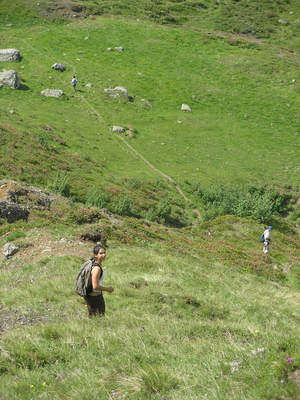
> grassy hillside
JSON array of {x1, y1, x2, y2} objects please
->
[
  {"x1": 0, "y1": 8, "x2": 300, "y2": 224},
  {"x1": 1, "y1": 213, "x2": 300, "y2": 399},
  {"x1": 2, "y1": 0, "x2": 300, "y2": 51},
  {"x1": 1, "y1": 1, "x2": 300, "y2": 399}
]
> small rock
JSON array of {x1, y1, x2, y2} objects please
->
[
  {"x1": 112, "y1": 126, "x2": 125, "y2": 133},
  {"x1": 3, "y1": 243, "x2": 19, "y2": 259},
  {"x1": 141, "y1": 99, "x2": 152, "y2": 107},
  {"x1": 51, "y1": 63, "x2": 66, "y2": 71},
  {"x1": 181, "y1": 104, "x2": 192, "y2": 111}
]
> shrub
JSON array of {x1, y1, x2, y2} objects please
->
[
  {"x1": 51, "y1": 171, "x2": 70, "y2": 197},
  {"x1": 156, "y1": 198, "x2": 172, "y2": 222},
  {"x1": 198, "y1": 184, "x2": 291, "y2": 223},
  {"x1": 66, "y1": 206, "x2": 102, "y2": 224},
  {"x1": 86, "y1": 189, "x2": 109, "y2": 208},
  {"x1": 111, "y1": 196, "x2": 133, "y2": 216},
  {"x1": 142, "y1": 208, "x2": 158, "y2": 222}
]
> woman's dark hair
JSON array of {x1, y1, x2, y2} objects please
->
[{"x1": 93, "y1": 244, "x2": 106, "y2": 255}]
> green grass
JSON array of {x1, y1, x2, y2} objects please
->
[
  {"x1": 1, "y1": 223, "x2": 300, "y2": 399},
  {"x1": 1, "y1": 3, "x2": 300, "y2": 398},
  {"x1": 0, "y1": 17, "x2": 299, "y2": 217}
]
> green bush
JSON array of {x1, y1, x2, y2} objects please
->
[
  {"x1": 66, "y1": 206, "x2": 102, "y2": 224},
  {"x1": 86, "y1": 189, "x2": 109, "y2": 208},
  {"x1": 156, "y1": 197, "x2": 172, "y2": 222},
  {"x1": 142, "y1": 208, "x2": 156, "y2": 222},
  {"x1": 112, "y1": 196, "x2": 133, "y2": 216},
  {"x1": 198, "y1": 184, "x2": 291, "y2": 223},
  {"x1": 51, "y1": 171, "x2": 70, "y2": 197}
]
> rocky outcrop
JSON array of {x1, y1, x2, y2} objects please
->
[
  {"x1": 0, "y1": 200, "x2": 29, "y2": 223},
  {"x1": 0, "y1": 180, "x2": 58, "y2": 222}
]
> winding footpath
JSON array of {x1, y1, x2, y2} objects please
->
[{"x1": 79, "y1": 95, "x2": 200, "y2": 217}]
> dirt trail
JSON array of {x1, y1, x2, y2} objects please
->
[
  {"x1": 80, "y1": 95, "x2": 195, "y2": 205},
  {"x1": 116, "y1": 135, "x2": 195, "y2": 203}
]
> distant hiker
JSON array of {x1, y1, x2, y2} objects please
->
[
  {"x1": 263, "y1": 226, "x2": 273, "y2": 254},
  {"x1": 71, "y1": 76, "x2": 77, "y2": 92},
  {"x1": 84, "y1": 245, "x2": 114, "y2": 317}
]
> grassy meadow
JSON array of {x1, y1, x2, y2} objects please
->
[
  {"x1": 0, "y1": 15, "x2": 299, "y2": 223},
  {"x1": 1, "y1": 216, "x2": 300, "y2": 399},
  {"x1": 1, "y1": 0, "x2": 300, "y2": 399}
]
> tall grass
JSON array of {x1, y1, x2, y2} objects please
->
[{"x1": 1, "y1": 236, "x2": 300, "y2": 399}]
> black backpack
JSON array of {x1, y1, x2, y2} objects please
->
[{"x1": 75, "y1": 259, "x2": 93, "y2": 297}]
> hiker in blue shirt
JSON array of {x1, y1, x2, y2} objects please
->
[{"x1": 71, "y1": 76, "x2": 77, "y2": 92}]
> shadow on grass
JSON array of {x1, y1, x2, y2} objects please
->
[{"x1": 19, "y1": 84, "x2": 30, "y2": 91}]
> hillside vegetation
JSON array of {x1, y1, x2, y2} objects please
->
[
  {"x1": 0, "y1": 0, "x2": 300, "y2": 224},
  {"x1": 0, "y1": 1, "x2": 300, "y2": 399}
]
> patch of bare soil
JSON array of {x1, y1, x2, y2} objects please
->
[
  {"x1": 0, "y1": 306, "x2": 71, "y2": 336},
  {"x1": 4, "y1": 228, "x2": 90, "y2": 262},
  {"x1": 38, "y1": 1, "x2": 96, "y2": 20}
]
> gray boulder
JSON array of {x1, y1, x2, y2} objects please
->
[
  {"x1": 41, "y1": 89, "x2": 64, "y2": 98},
  {"x1": 51, "y1": 63, "x2": 66, "y2": 71},
  {"x1": 0, "y1": 49, "x2": 21, "y2": 62},
  {"x1": 0, "y1": 69, "x2": 20, "y2": 89},
  {"x1": 3, "y1": 243, "x2": 19, "y2": 259},
  {"x1": 104, "y1": 86, "x2": 128, "y2": 101},
  {"x1": 111, "y1": 126, "x2": 125, "y2": 133}
]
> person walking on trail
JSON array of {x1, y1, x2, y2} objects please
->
[
  {"x1": 263, "y1": 226, "x2": 273, "y2": 254},
  {"x1": 84, "y1": 245, "x2": 114, "y2": 317},
  {"x1": 71, "y1": 76, "x2": 77, "y2": 92}
]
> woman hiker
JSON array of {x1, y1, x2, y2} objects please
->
[{"x1": 84, "y1": 245, "x2": 114, "y2": 316}]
